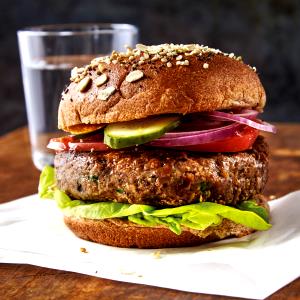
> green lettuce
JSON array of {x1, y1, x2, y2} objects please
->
[
  {"x1": 39, "y1": 166, "x2": 271, "y2": 235},
  {"x1": 38, "y1": 165, "x2": 55, "y2": 199},
  {"x1": 237, "y1": 200, "x2": 269, "y2": 222}
]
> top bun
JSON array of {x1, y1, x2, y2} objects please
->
[{"x1": 58, "y1": 44, "x2": 266, "y2": 132}]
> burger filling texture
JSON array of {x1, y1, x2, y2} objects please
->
[
  {"x1": 41, "y1": 110, "x2": 275, "y2": 236},
  {"x1": 41, "y1": 44, "x2": 278, "y2": 244},
  {"x1": 39, "y1": 165, "x2": 271, "y2": 235}
]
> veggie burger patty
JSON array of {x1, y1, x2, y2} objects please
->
[{"x1": 55, "y1": 136, "x2": 268, "y2": 207}]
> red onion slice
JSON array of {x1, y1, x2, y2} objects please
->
[
  {"x1": 163, "y1": 123, "x2": 234, "y2": 138},
  {"x1": 235, "y1": 109, "x2": 259, "y2": 119},
  {"x1": 149, "y1": 123, "x2": 243, "y2": 147},
  {"x1": 162, "y1": 110, "x2": 261, "y2": 138},
  {"x1": 203, "y1": 111, "x2": 277, "y2": 133}
]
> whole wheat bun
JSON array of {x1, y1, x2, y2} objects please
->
[
  {"x1": 58, "y1": 44, "x2": 266, "y2": 132},
  {"x1": 63, "y1": 196, "x2": 269, "y2": 248},
  {"x1": 64, "y1": 216, "x2": 254, "y2": 249}
]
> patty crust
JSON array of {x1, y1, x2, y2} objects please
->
[{"x1": 54, "y1": 136, "x2": 268, "y2": 207}]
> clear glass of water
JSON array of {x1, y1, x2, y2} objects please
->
[{"x1": 17, "y1": 23, "x2": 138, "y2": 170}]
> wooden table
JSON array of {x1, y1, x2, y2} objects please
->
[{"x1": 0, "y1": 125, "x2": 299, "y2": 300}]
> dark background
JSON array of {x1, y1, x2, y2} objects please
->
[{"x1": 1, "y1": 0, "x2": 300, "y2": 135}]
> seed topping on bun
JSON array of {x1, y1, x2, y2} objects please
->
[
  {"x1": 125, "y1": 70, "x2": 144, "y2": 83},
  {"x1": 69, "y1": 43, "x2": 247, "y2": 84}
]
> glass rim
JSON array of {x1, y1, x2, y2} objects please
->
[{"x1": 17, "y1": 23, "x2": 138, "y2": 37}]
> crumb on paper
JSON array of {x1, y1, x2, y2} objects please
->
[
  {"x1": 120, "y1": 269, "x2": 136, "y2": 275},
  {"x1": 151, "y1": 250, "x2": 162, "y2": 259},
  {"x1": 80, "y1": 247, "x2": 88, "y2": 253}
]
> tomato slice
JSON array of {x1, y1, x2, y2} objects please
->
[
  {"x1": 68, "y1": 142, "x2": 110, "y2": 152},
  {"x1": 47, "y1": 137, "x2": 110, "y2": 152},
  {"x1": 171, "y1": 126, "x2": 259, "y2": 152},
  {"x1": 47, "y1": 134, "x2": 110, "y2": 152},
  {"x1": 47, "y1": 136, "x2": 75, "y2": 151}
]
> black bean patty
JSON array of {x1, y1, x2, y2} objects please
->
[{"x1": 54, "y1": 136, "x2": 268, "y2": 207}]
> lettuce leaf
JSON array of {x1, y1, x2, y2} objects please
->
[
  {"x1": 38, "y1": 165, "x2": 55, "y2": 199},
  {"x1": 237, "y1": 200, "x2": 269, "y2": 222},
  {"x1": 39, "y1": 166, "x2": 271, "y2": 235}
]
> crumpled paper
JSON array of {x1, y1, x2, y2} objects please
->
[{"x1": 0, "y1": 191, "x2": 299, "y2": 299}]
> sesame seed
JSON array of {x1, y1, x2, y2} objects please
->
[
  {"x1": 95, "y1": 74, "x2": 108, "y2": 86},
  {"x1": 136, "y1": 44, "x2": 148, "y2": 52},
  {"x1": 71, "y1": 67, "x2": 78, "y2": 78},
  {"x1": 176, "y1": 55, "x2": 183, "y2": 60},
  {"x1": 203, "y1": 63, "x2": 209, "y2": 69},
  {"x1": 91, "y1": 62, "x2": 98, "y2": 69},
  {"x1": 167, "y1": 62, "x2": 172, "y2": 67},
  {"x1": 77, "y1": 77, "x2": 92, "y2": 92},
  {"x1": 97, "y1": 86, "x2": 116, "y2": 101},
  {"x1": 229, "y1": 53, "x2": 235, "y2": 58},
  {"x1": 98, "y1": 64, "x2": 106, "y2": 73},
  {"x1": 104, "y1": 57, "x2": 111, "y2": 64},
  {"x1": 77, "y1": 67, "x2": 85, "y2": 73},
  {"x1": 185, "y1": 44, "x2": 195, "y2": 51},
  {"x1": 161, "y1": 58, "x2": 168, "y2": 63},
  {"x1": 191, "y1": 50, "x2": 200, "y2": 55},
  {"x1": 183, "y1": 60, "x2": 189, "y2": 65},
  {"x1": 125, "y1": 70, "x2": 144, "y2": 82}
]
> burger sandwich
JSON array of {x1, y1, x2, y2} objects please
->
[{"x1": 39, "y1": 43, "x2": 276, "y2": 248}]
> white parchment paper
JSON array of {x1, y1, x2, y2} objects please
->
[{"x1": 0, "y1": 191, "x2": 299, "y2": 299}]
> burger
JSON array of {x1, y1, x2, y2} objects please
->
[{"x1": 39, "y1": 43, "x2": 276, "y2": 248}]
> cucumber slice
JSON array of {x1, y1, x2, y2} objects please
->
[{"x1": 104, "y1": 115, "x2": 180, "y2": 149}]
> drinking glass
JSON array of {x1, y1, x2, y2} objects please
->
[{"x1": 18, "y1": 23, "x2": 138, "y2": 170}]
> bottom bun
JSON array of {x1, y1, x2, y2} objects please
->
[{"x1": 64, "y1": 216, "x2": 255, "y2": 248}]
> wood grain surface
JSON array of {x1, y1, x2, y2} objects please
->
[{"x1": 0, "y1": 125, "x2": 299, "y2": 300}]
